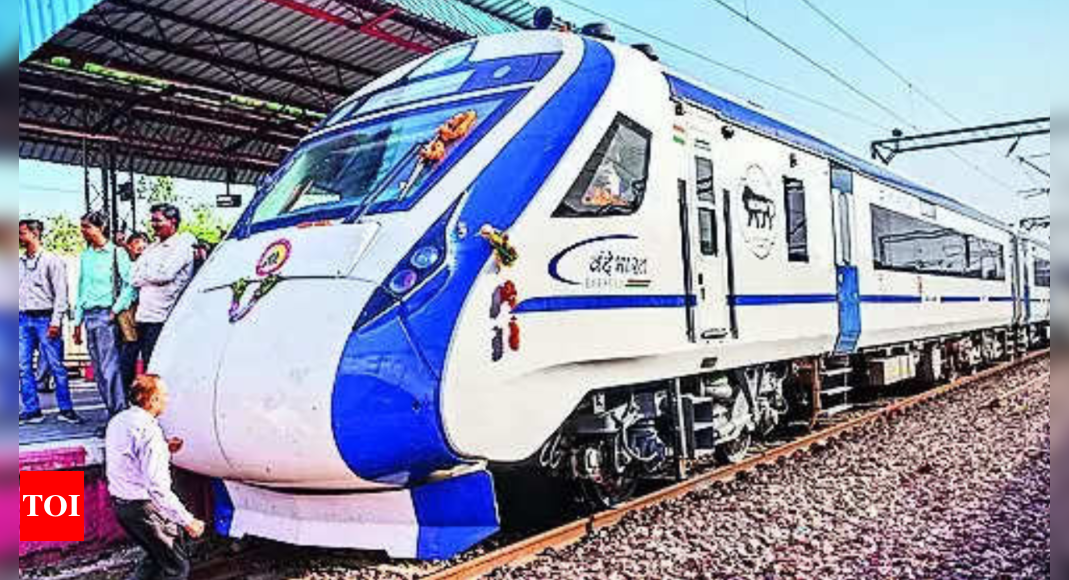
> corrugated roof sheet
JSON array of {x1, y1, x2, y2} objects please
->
[
  {"x1": 19, "y1": 0, "x2": 538, "y2": 183},
  {"x1": 19, "y1": 0, "x2": 100, "y2": 62},
  {"x1": 447, "y1": 0, "x2": 539, "y2": 29},
  {"x1": 390, "y1": 0, "x2": 527, "y2": 37}
]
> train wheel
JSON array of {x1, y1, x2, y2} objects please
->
[
  {"x1": 716, "y1": 430, "x2": 753, "y2": 465},
  {"x1": 580, "y1": 469, "x2": 639, "y2": 510}
]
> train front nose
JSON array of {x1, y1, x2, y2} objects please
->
[{"x1": 155, "y1": 274, "x2": 391, "y2": 489}]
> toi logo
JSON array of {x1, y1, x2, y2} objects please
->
[{"x1": 20, "y1": 471, "x2": 85, "y2": 542}]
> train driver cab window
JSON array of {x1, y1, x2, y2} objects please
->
[
  {"x1": 553, "y1": 114, "x2": 652, "y2": 218},
  {"x1": 783, "y1": 177, "x2": 809, "y2": 262}
]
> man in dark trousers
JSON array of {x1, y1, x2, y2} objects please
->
[
  {"x1": 131, "y1": 204, "x2": 196, "y2": 367},
  {"x1": 106, "y1": 374, "x2": 206, "y2": 580}
]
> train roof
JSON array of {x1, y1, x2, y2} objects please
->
[{"x1": 663, "y1": 73, "x2": 1017, "y2": 235}]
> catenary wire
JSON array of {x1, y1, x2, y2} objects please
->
[
  {"x1": 703, "y1": 0, "x2": 1019, "y2": 191},
  {"x1": 553, "y1": 0, "x2": 891, "y2": 132}
]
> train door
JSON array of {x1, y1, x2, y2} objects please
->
[
  {"x1": 680, "y1": 128, "x2": 731, "y2": 341},
  {"x1": 1012, "y1": 235, "x2": 1025, "y2": 326},
  {"x1": 831, "y1": 164, "x2": 861, "y2": 354},
  {"x1": 1022, "y1": 243, "x2": 1033, "y2": 322}
]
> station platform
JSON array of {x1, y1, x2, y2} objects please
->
[{"x1": 19, "y1": 380, "x2": 108, "y2": 464}]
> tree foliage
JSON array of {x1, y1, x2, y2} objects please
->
[
  {"x1": 34, "y1": 176, "x2": 234, "y2": 255},
  {"x1": 42, "y1": 214, "x2": 84, "y2": 256},
  {"x1": 182, "y1": 204, "x2": 230, "y2": 245},
  {"x1": 136, "y1": 176, "x2": 234, "y2": 244}
]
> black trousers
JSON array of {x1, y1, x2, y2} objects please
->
[
  {"x1": 135, "y1": 323, "x2": 165, "y2": 372},
  {"x1": 114, "y1": 500, "x2": 190, "y2": 580},
  {"x1": 119, "y1": 340, "x2": 139, "y2": 395}
]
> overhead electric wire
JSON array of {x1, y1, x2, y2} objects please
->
[
  {"x1": 553, "y1": 0, "x2": 890, "y2": 132},
  {"x1": 701, "y1": 0, "x2": 1018, "y2": 192},
  {"x1": 790, "y1": 0, "x2": 1023, "y2": 193},
  {"x1": 702, "y1": 0, "x2": 910, "y2": 128},
  {"x1": 794, "y1": 0, "x2": 965, "y2": 125}
]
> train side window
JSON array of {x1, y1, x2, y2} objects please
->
[
  {"x1": 696, "y1": 158, "x2": 715, "y2": 202},
  {"x1": 871, "y1": 205, "x2": 1004, "y2": 280},
  {"x1": 698, "y1": 208, "x2": 717, "y2": 256},
  {"x1": 783, "y1": 177, "x2": 809, "y2": 262},
  {"x1": 967, "y1": 236, "x2": 1006, "y2": 281},
  {"x1": 1035, "y1": 258, "x2": 1051, "y2": 288},
  {"x1": 553, "y1": 114, "x2": 652, "y2": 218}
]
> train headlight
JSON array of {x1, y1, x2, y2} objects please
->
[
  {"x1": 354, "y1": 201, "x2": 460, "y2": 331},
  {"x1": 410, "y1": 246, "x2": 442, "y2": 270},
  {"x1": 389, "y1": 269, "x2": 420, "y2": 295}
]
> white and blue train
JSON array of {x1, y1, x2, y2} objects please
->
[{"x1": 152, "y1": 29, "x2": 1051, "y2": 560}]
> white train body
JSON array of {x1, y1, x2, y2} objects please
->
[{"x1": 152, "y1": 31, "x2": 1051, "y2": 559}]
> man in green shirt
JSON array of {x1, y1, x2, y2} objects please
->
[{"x1": 73, "y1": 211, "x2": 137, "y2": 429}]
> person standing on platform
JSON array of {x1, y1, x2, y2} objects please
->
[
  {"x1": 73, "y1": 211, "x2": 136, "y2": 427},
  {"x1": 118, "y1": 232, "x2": 149, "y2": 391},
  {"x1": 131, "y1": 205, "x2": 196, "y2": 368},
  {"x1": 18, "y1": 219, "x2": 80, "y2": 425},
  {"x1": 126, "y1": 232, "x2": 149, "y2": 262},
  {"x1": 106, "y1": 374, "x2": 206, "y2": 580}
]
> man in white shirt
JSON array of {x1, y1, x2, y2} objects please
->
[
  {"x1": 131, "y1": 204, "x2": 197, "y2": 368},
  {"x1": 106, "y1": 374, "x2": 205, "y2": 580}
]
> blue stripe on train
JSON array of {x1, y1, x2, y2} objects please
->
[
  {"x1": 513, "y1": 293, "x2": 1019, "y2": 313},
  {"x1": 730, "y1": 294, "x2": 837, "y2": 306},
  {"x1": 514, "y1": 295, "x2": 694, "y2": 313}
]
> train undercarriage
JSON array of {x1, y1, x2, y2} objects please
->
[{"x1": 534, "y1": 323, "x2": 1050, "y2": 509}]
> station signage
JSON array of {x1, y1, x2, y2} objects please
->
[{"x1": 216, "y1": 194, "x2": 243, "y2": 208}]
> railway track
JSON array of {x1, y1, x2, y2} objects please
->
[
  {"x1": 189, "y1": 349, "x2": 1049, "y2": 580},
  {"x1": 426, "y1": 349, "x2": 1051, "y2": 580}
]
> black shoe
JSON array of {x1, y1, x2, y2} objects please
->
[
  {"x1": 19, "y1": 411, "x2": 45, "y2": 425},
  {"x1": 57, "y1": 410, "x2": 84, "y2": 425}
]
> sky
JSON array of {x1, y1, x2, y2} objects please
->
[
  {"x1": 538, "y1": 0, "x2": 1052, "y2": 233},
  {"x1": 18, "y1": 0, "x2": 1052, "y2": 237}
]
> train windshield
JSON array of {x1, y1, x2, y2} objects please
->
[{"x1": 248, "y1": 95, "x2": 510, "y2": 230}]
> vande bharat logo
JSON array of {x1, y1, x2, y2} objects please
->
[
  {"x1": 256, "y1": 239, "x2": 292, "y2": 277},
  {"x1": 549, "y1": 235, "x2": 652, "y2": 291},
  {"x1": 20, "y1": 471, "x2": 85, "y2": 542},
  {"x1": 740, "y1": 164, "x2": 777, "y2": 260}
]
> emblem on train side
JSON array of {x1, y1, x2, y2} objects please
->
[
  {"x1": 740, "y1": 164, "x2": 777, "y2": 260},
  {"x1": 256, "y1": 239, "x2": 292, "y2": 277}
]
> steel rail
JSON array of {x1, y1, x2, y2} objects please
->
[
  {"x1": 980, "y1": 372, "x2": 1050, "y2": 410},
  {"x1": 425, "y1": 348, "x2": 1051, "y2": 580}
]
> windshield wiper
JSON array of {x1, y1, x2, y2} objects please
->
[{"x1": 344, "y1": 143, "x2": 422, "y2": 225}]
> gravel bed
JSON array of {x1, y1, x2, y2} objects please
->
[{"x1": 493, "y1": 358, "x2": 1050, "y2": 580}]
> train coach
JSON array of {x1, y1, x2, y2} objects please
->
[{"x1": 150, "y1": 27, "x2": 1051, "y2": 560}]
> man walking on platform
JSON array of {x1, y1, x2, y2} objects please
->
[
  {"x1": 106, "y1": 374, "x2": 206, "y2": 580},
  {"x1": 131, "y1": 205, "x2": 196, "y2": 368},
  {"x1": 18, "y1": 219, "x2": 80, "y2": 425},
  {"x1": 73, "y1": 211, "x2": 136, "y2": 424}
]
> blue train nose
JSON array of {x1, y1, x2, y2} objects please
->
[{"x1": 332, "y1": 306, "x2": 461, "y2": 486}]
